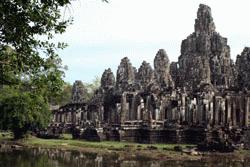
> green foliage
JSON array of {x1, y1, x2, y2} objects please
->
[
  {"x1": 48, "y1": 77, "x2": 101, "y2": 105},
  {"x1": 23, "y1": 136, "x2": 194, "y2": 153},
  {"x1": 0, "y1": 0, "x2": 72, "y2": 85},
  {"x1": 0, "y1": 0, "x2": 105, "y2": 138},
  {"x1": 28, "y1": 57, "x2": 66, "y2": 101},
  {"x1": 50, "y1": 82, "x2": 72, "y2": 106},
  {"x1": 0, "y1": 55, "x2": 65, "y2": 138},
  {"x1": 0, "y1": 131, "x2": 13, "y2": 140},
  {"x1": 0, "y1": 87, "x2": 51, "y2": 139},
  {"x1": 83, "y1": 76, "x2": 101, "y2": 101},
  {"x1": 0, "y1": 0, "x2": 72, "y2": 138}
]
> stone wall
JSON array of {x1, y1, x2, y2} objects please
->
[{"x1": 51, "y1": 4, "x2": 250, "y2": 146}]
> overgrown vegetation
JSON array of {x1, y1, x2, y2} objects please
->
[
  {"x1": 83, "y1": 76, "x2": 101, "y2": 102},
  {"x1": 19, "y1": 135, "x2": 194, "y2": 156},
  {"x1": 0, "y1": 132, "x2": 193, "y2": 152},
  {"x1": 0, "y1": 0, "x2": 106, "y2": 139},
  {"x1": 49, "y1": 82, "x2": 73, "y2": 106},
  {"x1": 52, "y1": 77, "x2": 101, "y2": 106},
  {"x1": 0, "y1": 0, "x2": 72, "y2": 139}
]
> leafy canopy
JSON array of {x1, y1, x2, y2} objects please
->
[
  {"x1": 0, "y1": 0, "x2": 71, "y2": 85},
  {"x1": 0, "y1": 0, "x2": 106, "y2": 139},
  {"x1": 0, "y1": 87, "x2": 50, "y2": 139},
  {"x1": 0, "y1": 0, "x2": 72, "y2": 138}
]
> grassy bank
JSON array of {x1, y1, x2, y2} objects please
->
[
  {"x1": 26, "y1": 136, "x2": 191, "y2": 151},
  {"x1": 25, "y1": 138, "x2": 200, "y2": 160},
  {"x1": 0, "y1": 132, "x2": 197, "y2": 160},
  {"x1": 1, "y1": 132, "x2": 249, "y2": 160},
  {"x1": 0, "y1": 132, "x2": 193, "y2": 150}
]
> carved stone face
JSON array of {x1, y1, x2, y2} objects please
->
[
  {"x1": 153, "y1": 49, "x2": 174, "y2": 89},
  {"x1": 177, "y1": 4, "x2": 234, "y2": 91},
  {"x1": 101, "y1": 68, "x2": 115, "y2": 90},
  {"x1": 116, "y1": 57, "x2": 136, "y2": 91}
]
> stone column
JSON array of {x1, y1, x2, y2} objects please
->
[
  {"x1": 121, "y1": 93, "x2": 128, "y2": 124},
  {"x1": 54, "y1": 113, "x2": 57, "y2": 123},
  {"x1": 100, "y1": 106, "x2": 104, "y2": 122},
  {"x1": 131, "y1": 95, "x2": 136, "y2": 120},
  {"x1": 155, "y1": 108, "x2": 159, "y2": 120},
  {"x1": 245, "y1": 97, "x2": 250, "y2": 127},
  {"x1": 186, "y1": 98, "x2": 191, "y2": 123},
  {"x1": 192, "y1": 98, "x2": 197, "y2": 125},
  {"x1": 71, "y1": 111, "x2": 74, "y2": 124},
  {"x1": 159, "y1": 100, "x2": 164, "y2": 120},
  {"x1": 214, "y1": 97, "x2": 219, "y2": 126},
  {"x1": 62, "y1": 113, "x2": 64, "y2": 123},
  {"x1": 137, "y1": 105, "x2": 141, "y2": 120},
  {"x1": 180, "y1": 95, "x2": 186, "y2": 123},
  {"x1": 204, "y1": 100, "x2": 209, "y2": 125},
  {"x1": 221, "y1": 99, "x2": 226, "y2": 126},
  {"x1": 232, "y1": 99, "x2": 236, "y2": 126},
  {"x1": 240, "y1": 96, "x2": 245, "y2": 127},
  {"x1": 208, "y1": 101, "x2": 214, "y2": 126},
  {"x1": 238, "y1": 97, "x2": 242, "y2": 127},
  {"x1": 59, "y1": 114, "x2": 62, "y2": 123},
  {"x1": 197, "y1": 98, "x2": 203, "y2": 125},
  {"x1": 114, "y1": 104, "x2": 120, "y2": 123},
  {"x1": 145, "y1": 96, "x2": 153, "y2": 126},
  {"x1": 226, "y1": 96, "x2": 231, "y2": 126}
]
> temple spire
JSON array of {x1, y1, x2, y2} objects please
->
[{"x1": 195, "y1": 4, "x2": 215, "y2": 35}]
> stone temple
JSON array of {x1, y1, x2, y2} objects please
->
[{"x1": 51, "y1": 4, "x2": 250, "y2": 147}]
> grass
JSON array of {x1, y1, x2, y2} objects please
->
[
  {"x1": 19, "y1": 136, "x2": 198, "y2": 160},
  {"x1": 0, "y1": 132, "x2": 200, "y2": 160},
  {"x1": 0, "y1": 131, "x2": 194, "y2": 152},
  {"x1": 2, "y1": 131, "x2": 250, "y2": 161},
  {"x1": 23, "y1": 135, "x2": 193, "y2": 151},
  {"x1": 3, "y1": 132, "x2": 250, "y2": 160},
  {"x1": 0, "y1": 131, "x2": 13, "y2": 140},
  {"x1": 62, "y1": 133, "x2": 72, "y2": 140}
]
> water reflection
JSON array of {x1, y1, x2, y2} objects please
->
[{"x1": 0, "y1": 148, "x2": 249, "y2": 167}]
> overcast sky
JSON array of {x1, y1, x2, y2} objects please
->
[{"x1": 54, "y1": 0, "x2": 250, "y2": 83}]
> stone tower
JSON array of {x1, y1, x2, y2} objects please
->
[
  {"x1": 137, "y1": 61, "x2": 154, "y2": 89},
  {"x1": 71, "y1": 80, "x2": 86, "y2": 103},
  {"x1": 154, "y1": 49, "x2": 174, "y2": 89},
  {"x1": 101, "y1": 68, "x2": 115, "y2": 91},
  {"x1": 236, "y1": 47, "x2": 250, "y2": 90},
  {"x1": 116, "y1": 57, "x2": 136, "y2": 91},
  {"x1": 178, "y1": 4, "x2": 234, "y2": 91}
]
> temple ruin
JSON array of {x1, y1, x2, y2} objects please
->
[{"x1": 51, "y1": 4, "x2": 250, "y2": 146}]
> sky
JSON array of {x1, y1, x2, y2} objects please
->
[{"x1": 54, "y1": 0, "x2": 250, "y2": 84}]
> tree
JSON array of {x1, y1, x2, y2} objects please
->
[
  {"x1": 49, "y1": 82, "x2": 73, "y2": 106},
  {"x1": 0, "y1": 0, "x2": 71, "y2": 139},
  {"x1": 0, "y1": 55, "x2": 66, "y2": 138},
  {"x1": 0, "y1": 88, "x2": 50, "y2": 139},
  {"x1": 84, "y1": 76, "x2": 101, "y2": 101},
  {"x1": 0, "y1": 0, "x2": 106, "y2": 138},
  {"x1": 0, "y1": 0, "x2": 72, "y2": 85}
]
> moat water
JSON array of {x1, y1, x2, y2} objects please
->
[{"x1": 0, "y1": 148, "x2": 250, "y2": 167}]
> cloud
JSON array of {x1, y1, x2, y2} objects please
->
[{"x1": 54, "y1": 0, "x2": 250, "y2": 83}]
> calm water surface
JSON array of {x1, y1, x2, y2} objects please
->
[{"x1": 0, "y1": 148, "x2": 250, "y2": 167}]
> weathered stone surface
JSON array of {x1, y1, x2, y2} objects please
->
[
  {"x1": 154, "y1": 49, "x2": 174, "y2": 89},
  {"x1": 116, "y1": 57, "x2": 136, "y2": 92},
  {"x1": 89, "y1": 69, "x2": 114, "y2": 106},
  {"x1": 178, "y1": 4, "x2": 234, "y2": 91},
  {"x1": 244, "y1": 128, "x2": 250, "y2": 150},
  {"x1": 195, "y1": 4, "x2": 215, "y2": 35},
  {"x1": 101, "y1": 68, "x2": 115, "y2": 90},
  {"x1": 236, "y1": 47, "x2": 250, "y2": 90},
  {"x1": 71, "y1": 80, "x2": 86, "y2": 103},
  {"x1": 137, "y1": 61, "x2": 154, "y2": 89},
  {"x1": 50, "y1": 4, "x2": 250, "y2": 149},
  {"x1": 170, "y1": 62, "x2": 180, "y2": 87}
]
